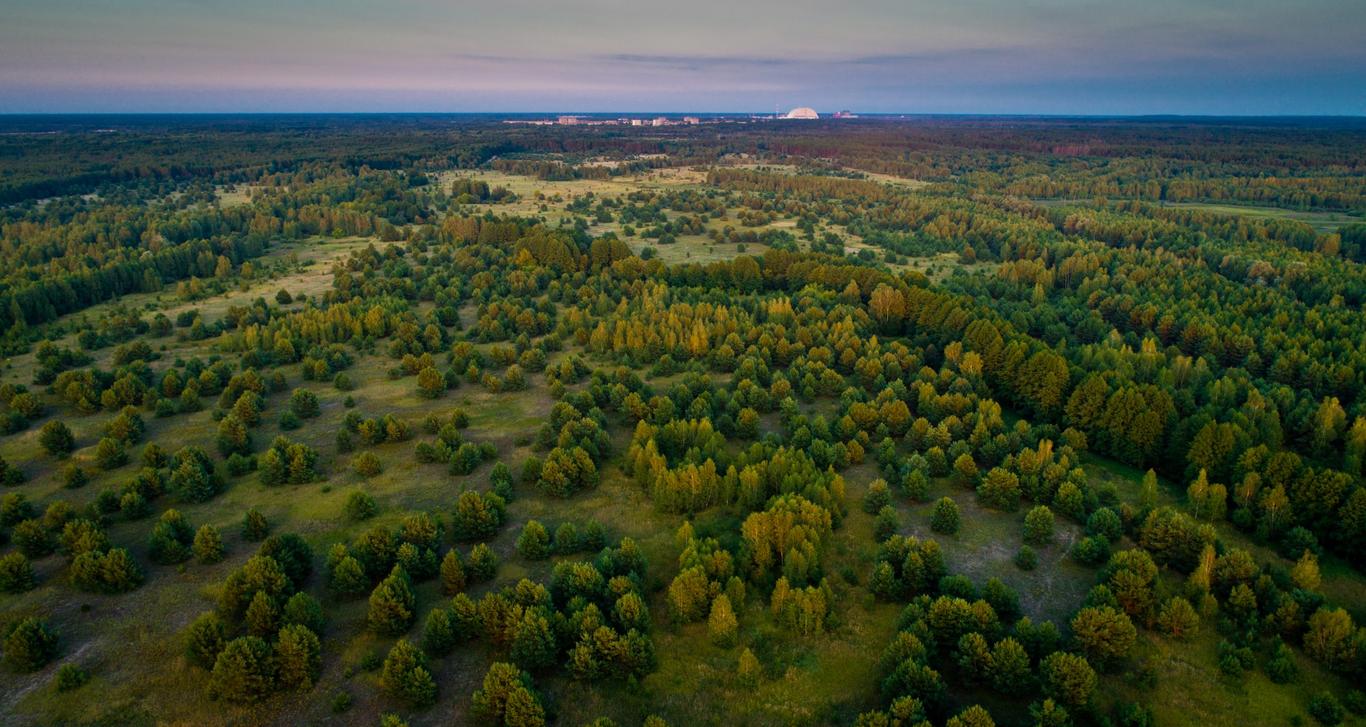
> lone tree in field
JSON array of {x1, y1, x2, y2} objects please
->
[
  {"x1": 1023, "y1": 505, "x2": 1055, "y2": 545},
  {"x1": 931, "y1": 497, "x2": 961, "y2": 535},
  {"x1": 39, "y1": 421, "x2": 76, "y2": 457},
  {"x1": 516, "y1": 520, "x2": 551, "y2": 560},
  {"x1": 193, "y1": 524, "x2": 225, "y2": 563},
  {"x1": 4, "y1": 617, "x2": 58, "y2": 672}
]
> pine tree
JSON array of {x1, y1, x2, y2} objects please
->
[
  {"x1": 422, "y1": 607, "x2": 456, "y2": 656},
  {"x1": 209, "y1": 636, "x2": 276, "y2": 703},
  {"x1": 0, "y1": 552, "x2": 36, "y2": 593},
  {"x1": 516, "y1": 520, "x2": 551, "y2": 560},
  {"x1": 946, "y1": 705, "x2": 996, "y2": 727},
  {"x1": 1156, "y1": 597, "x2": 1199, "y2": 639},
  {"x1": 988, "y1": 637, "x2": 1031, "y2": 695},
  {"x1": 185, "y1": 612, "x2": 228, "y2": 668},
  {"x1": 241, "y1": 508, "x2": 269, "y2": 541},
  {"x1": 509, "y1": 610, "x2": 557, "y2": 670},
  {"x1": 245, "y1": 590, "x2": 280, "y2": 638},
  {"x1": 440, "y1": 548, "x2": 467, "y2": 594},
  {"x1": 283, "y1": 592, "x2": 325, "y2": 634},
  {"x1": 344, "y1": 490, "x2": 378, "y2": 520},
  {"x1": 467, "y1": 543, "x2": 498, "y2": 582},
  {"x1": 3, "y1": 617, "x2": 58, "y2": 672},
  {"x1": 380, "y1": 638, "x2": 437, "y2": 707},
  {"x1": 193, "y1": 524, "x2": 225, "y2": 563},
  {"x1": 1041, "y1": 651, "x2": 1095, "y2": 707},
  {"x1": 329, "y1": 555, "x2": 368, "y2": 596},
  {"x1": 955, "y1": 632, "x2": 992, "y2": 684},
  {"x1": 275, "y1": 624, "x2": 321, "y2": 691},
  {"x1": 1024, "y1": 506, "x2": 1055, "y2": 545},
  {"x1": 368, "y1": 565, "x2": 416, "y2": 636},
  {"x1": 472, "y1": 662, "x2": 543, "y2": 725},
  {"x1": 1070, "y1": 606, "x2": 1136, "y2": 665},
  {"x1": 931, "y1": 497, "x2": 961, "y2": 535},
  {"x1": 38, "y1": 421, "x2": 75, "y2": 457}
]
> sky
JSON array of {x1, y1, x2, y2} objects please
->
[{"x1": 1, "y1": 0, "x2": 1364, "y2": 115}]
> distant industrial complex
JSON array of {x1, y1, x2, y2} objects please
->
[{"x1": 506, "y1": 108, "x2": 856, "y2": 127}]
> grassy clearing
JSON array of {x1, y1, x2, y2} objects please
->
[{"x1": 1157, "y1": 201, "x2": 1362, "y2": 232}]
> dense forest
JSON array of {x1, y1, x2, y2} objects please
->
[{"x1": 0, "y1": 115, "x2": 1363, "y2": 727}]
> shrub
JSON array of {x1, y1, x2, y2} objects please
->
[
  {"x1": 1266, "y1": 641, "x2": 1299, "y2": 684},
  {"x1": 1309, "y1": 693, "x2": 1345, "y2": 726},
  {"x1": 1014, "y1": 546, "x2": 1038, "y2": 571},
  {"x1": 55, "y1": 663, "x2": 90, "y2": 691}
]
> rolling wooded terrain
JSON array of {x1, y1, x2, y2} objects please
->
[{"x1": 0, "y1": 115, "x2": 1364, "y2": 727}]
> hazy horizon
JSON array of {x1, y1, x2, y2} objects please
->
[{"x1": 3, "y1": 0, "x2": 1364, "y2": 116}]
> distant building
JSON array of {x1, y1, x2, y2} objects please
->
[
  {"x1": 833, "y1": 110, "x2": 859, "y2": 119},
  {"x1": 630, "y1": 119, "x2": 644, "y2": 126},
  {"x1": 557, "y1": 115, "x2": 582, "y2": 125},
  {"x1": 683, "y1": 116, "x2": 701, "y2": 125},
  {"x1": 784, "y1": 107, "x2": 819, "y2": 119},
  {"x1": 651, "y1": 117, "x2": 669, "y2": 126}
]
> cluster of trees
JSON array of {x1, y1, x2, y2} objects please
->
[{"x1": 184, "y1": 533, "x2": 324, "y2": 701}]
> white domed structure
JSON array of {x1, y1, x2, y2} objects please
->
[{"x1": 784, "y1": 107, "x2": 819, "y2": 119}]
